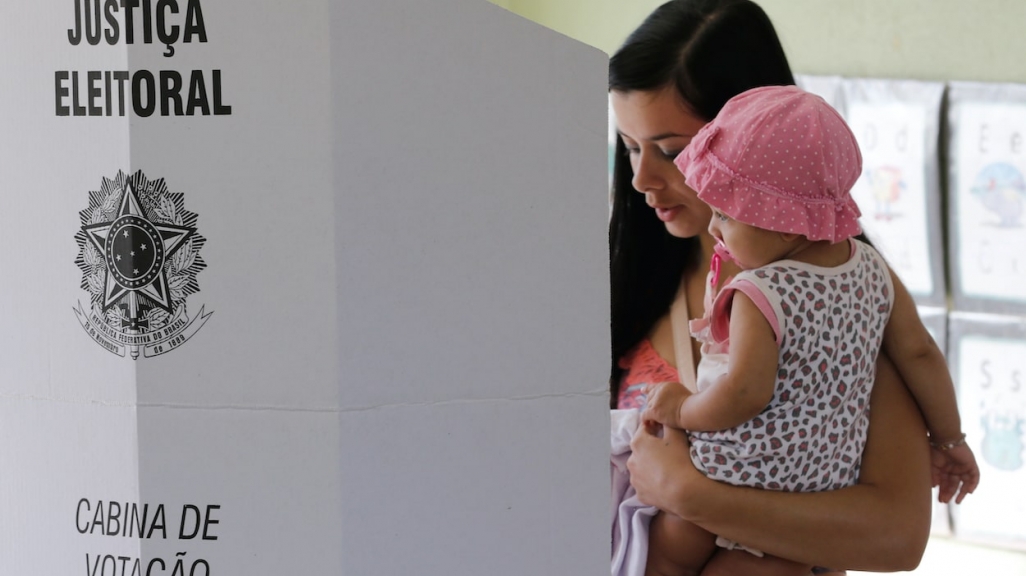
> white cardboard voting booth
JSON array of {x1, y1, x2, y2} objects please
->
[{"x1": 0, "y1": 1, "x2": 609, "y2": 574}]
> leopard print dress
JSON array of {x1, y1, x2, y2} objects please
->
[{"x1": 689, "y1": 239, "x2": 894, "y2": 493}]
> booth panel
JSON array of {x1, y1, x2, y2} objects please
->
[
  {"x1": 337, "y1": 395, "x2": 608, "y2": 575},
  {"x1": 0, "y1": 0, "x2": 134, "y2": 404},
  {"x1": 332, "y1": 0, "x2": 610, "y2": 409},
  {"x1": 0, "y1": 399, "x2": 141, "y2": 574},
  {"x1": 128, "y1": 0, "x2": 338, "y2": 410},
  {"x1": 1, "y1": 5, "x2": 141, "y2": 573},
  {"x1": 3, "y1": 0, "x2": 610, "y2": 573},
  {"x1": 135, "y1": 406, "x2": 343, "y2": 574}
]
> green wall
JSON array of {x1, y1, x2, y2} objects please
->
[{"x1": 493, "y1": 0, "x2": 1026, "y2": 84}]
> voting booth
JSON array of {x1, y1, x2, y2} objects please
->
[{"x1": 0, "y1": 1, "x2": 610, "y2": 573}]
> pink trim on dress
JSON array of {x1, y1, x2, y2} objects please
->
[{"x1": 710, "y1": 279, "x2": 783, "y2": 347}]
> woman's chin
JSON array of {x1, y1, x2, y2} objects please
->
[{"x1": 663, "y1": 220, "x2": 705, "y2": 240}]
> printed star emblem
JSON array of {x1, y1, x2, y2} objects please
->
[{"x1": 82, "y1": 182, "x2": 195, "y2": 313}]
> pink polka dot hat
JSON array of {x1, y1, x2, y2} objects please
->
[{"x1": 674, "y1": 85, "x2": 863, "y2": 244}]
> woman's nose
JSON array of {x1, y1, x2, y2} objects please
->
[{"x1": 631, "y1": 151, "x2": 664, "y2": 195}]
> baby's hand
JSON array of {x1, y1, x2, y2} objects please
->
[
  {"x1": 930, "y1": 442, "x2": 980, "y2": 504},
  {"x1": 642, "y1": 382, "x2": 691, "y2": 428}
]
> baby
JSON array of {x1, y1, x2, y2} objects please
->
[{"x1": 642, "y1": 85, "x2": 979, "y2": 576}]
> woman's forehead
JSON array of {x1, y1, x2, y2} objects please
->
[{"x1": 610, "y1": 88, "x2": 706, "y2": 140}]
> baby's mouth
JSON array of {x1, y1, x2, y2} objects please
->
[{"x1": 713, "y1": 241, "x2": 735, "y2": 264}]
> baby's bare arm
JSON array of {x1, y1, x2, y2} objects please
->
[
  {"x1": 880, "y1": 269, "x2": 980, "y2": 502},
  {"x1": 673, "y1": 292, "x2": 778, "y2": 431},
  {"x1": 881, "y1": 269, "x2": 962, "y2": 443},
  {"x1": 649, "y1": 356, "x2": 932, "y2": 571}
]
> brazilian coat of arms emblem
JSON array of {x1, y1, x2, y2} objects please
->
[{"x1": 74, "y1": 170, "x2": 212, "y2": 358}]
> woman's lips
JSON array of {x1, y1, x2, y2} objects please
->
[{"x1": 654, "y1": 206, "x2": 683, "y2": 222}]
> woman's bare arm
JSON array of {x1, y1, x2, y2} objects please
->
[{"x1": 627, "y1": 353, "x2": 932, "y2": 571}]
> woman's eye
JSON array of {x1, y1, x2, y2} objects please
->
[{"x1": 661, "y1": 150, "x2": 682, "y2": 160}]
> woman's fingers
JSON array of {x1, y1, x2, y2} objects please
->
[
  {"x1": 626, "y1": 421, "x2": 697, "y2": 512},
  {"x1": 627, "y1": 421, "x2": 671, "y2": 506},
  {"x1": 629, "y1": 419, "x2": 660, "y2": 453}
]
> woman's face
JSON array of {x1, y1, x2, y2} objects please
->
[{"x1": 610, "y1": 87, "x2": 713, "y2": 239}]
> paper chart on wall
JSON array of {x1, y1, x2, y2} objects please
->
[
  {"x1": 842, "y1": 79, "x2": 946, "y2": 306},
  {"x1": 951, "y1": 331, "x2": 1026, "y2": 543},
  {"x1": 952, "y1": 102, "x2": 1026, "y2": 308},
  {"x1": 846, "y1": 101, "x2": 935, "y2": 299}
]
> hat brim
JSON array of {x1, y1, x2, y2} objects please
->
[{"x1": 678, "y1": 138, "x2": 862, "y2": 244}]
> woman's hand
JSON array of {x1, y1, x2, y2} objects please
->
[
  {"x1": 623, "y1": 354, "x2": 930, "y2": 572},
  {"x1": 626, "y1": 420, "x2": 705, "y2": 514}
]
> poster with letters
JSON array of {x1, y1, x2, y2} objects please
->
[
  {"x1": 947, "y1": 82, "x2": 1026, "y2": 314},
  {"x1": 842, "y1": 79, "x2": 946, "y2": 307},
  {"x1": 0, "y1": 0, "x2": 609, "y2": 573},
  {"x1": 947, "y1": 314, "x2": 1026, "y2": 546}
]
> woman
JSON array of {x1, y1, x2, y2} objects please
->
[{"x1": 608, "y1": 0, "x2": 933, "y2": 572}]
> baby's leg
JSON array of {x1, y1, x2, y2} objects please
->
[
  {"x1": 645, "y1": 511, "x2": 718, "y2": 576},
  {"x1": 701, "y1": 548, "x2": 812, "y2": 576}
]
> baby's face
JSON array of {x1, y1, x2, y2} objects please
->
[{"x1": 706, "y1": 208, "x2": 792, "y2": 270}]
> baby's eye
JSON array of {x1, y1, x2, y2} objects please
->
[{"x1": 715, "y1": 211, "x2": 729, "y2": 222}]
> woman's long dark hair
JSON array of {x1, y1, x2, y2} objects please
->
[{"x1": 608, "y1": 0, "x2": 797, "y2": 406}]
